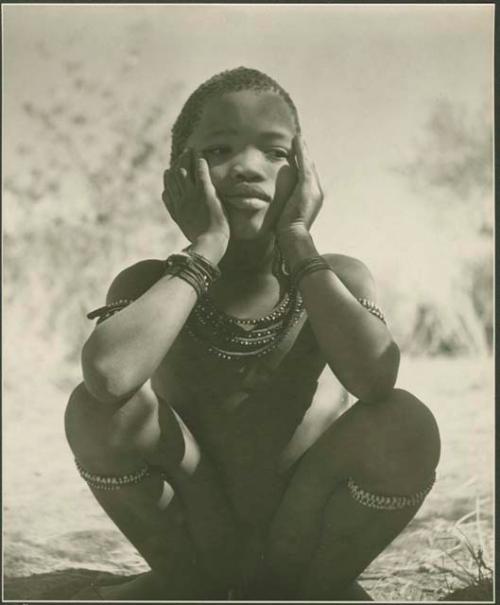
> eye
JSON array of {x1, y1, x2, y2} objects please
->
[
  {"x1": 265, "y1": 148, "x2": 291, "y2": 161},
  {"x1": 203, "y1": 146, "x2": 231, "y2": 158}
]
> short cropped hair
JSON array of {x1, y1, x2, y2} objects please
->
[{"x1": 170, "y1": 66, "x2": 300, "y2": 165}]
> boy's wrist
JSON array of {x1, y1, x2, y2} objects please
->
[
  {"x1": 191, "y1": 234, "x2": 228, "y2": 266},
  {"x1": 276, "y1": 227, "x2": 317, "y2": 271}
]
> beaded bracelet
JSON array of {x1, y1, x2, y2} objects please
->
[
  {"x1": 291, "y1": 256, "x2": 332, "y2": 288},
  {"x1": 182, "y1": 245, "x2": 221, "y2": 281},
  {"x1": 164, "y1": 251, "x2": 219, "y2": 297}
]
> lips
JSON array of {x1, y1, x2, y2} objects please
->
[
  {"x1": 224, "y1": 197, "x2": 269, "y2": 211},
  {"x1": 222, "y1": 186, "x2": 271, "y2": 203}
]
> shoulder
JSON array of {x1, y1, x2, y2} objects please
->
[
  {"x1": 322, "y1": 253, "x2": 376, "y2": 300},
  {"x1": 106, "y1": 259, "x2": 165, "y2": 303}
]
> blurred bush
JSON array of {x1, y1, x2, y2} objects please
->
[
  {"x1": 387, "y1": 99, "x2": 493, "y2": 356},
  {"x1": 4, "y1": 35, "x2": 184, "y2": 371},
  {"x1": 4, "y1": 36, "x2": 493, "y2": 379}
]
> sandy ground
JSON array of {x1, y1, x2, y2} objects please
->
[{"x1": 3, "y1": 355, "x2": 494, "y2": 601}]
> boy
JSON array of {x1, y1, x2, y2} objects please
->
[{"x1": 66, "y1": 67, "x2": 440, "y2": 600}]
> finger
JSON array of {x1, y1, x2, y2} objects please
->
[
  {"x1": 173, "y1": 169, "x2": 188, "y2": 196},
  {"x1": 194, "y1": 153, "x2": 216, "y2": 196},
  {"x1": 165, "y1": 169, "x2": 183, "y2": 199},
  {"x1": 173, "y1": 147, "x2": 190, "y2": 168},
  {"x1": 162, "y1": 182, "x2": 178, "y2": 219},
  {"x1": 294, "y1": 135, "x2": 313, "y2": 183},
  {"x1": 177, "y1": 148, "x2": 195, "y2": 184},
  {"x1": 311, "y1": 162, "x2": 324, "y2": 198},
  {"x1": 194, "y1": 154, "x2": 226, "y2": 217}
]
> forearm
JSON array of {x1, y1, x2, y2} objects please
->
[
  {"x1": 82, "y1": 237, "x2": 225, "y2": 404},
  {"x1": 278, "y1": 229, "x2": 399, "y2": 402}
]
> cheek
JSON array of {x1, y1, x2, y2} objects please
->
[
  {"x1": 207, "y1": 164, "x2": 227, "y2": 189},
  {"x1": 274, "y1": 164, "x2": 297, "y2": 201}
]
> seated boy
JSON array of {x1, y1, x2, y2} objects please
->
[{"x1": 66, "y1": 66, "x2": 440, "y2": 600}]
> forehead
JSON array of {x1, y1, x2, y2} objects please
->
[{"x1": 194, "y1": 90, "x2": 297, "y2": 139}]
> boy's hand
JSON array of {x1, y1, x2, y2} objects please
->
[
  {"x1": 162, "y1": 149, "x2": 230, "y2": 256},
  {"x1": 276, "y1": 135, "x2": 323, "y2": 239}
]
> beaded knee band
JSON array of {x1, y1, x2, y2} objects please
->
[
  {"x1": 347, "y1": 472, "x2": 436, "y2": 510},
  {"x1": 75, "y1": 458, "x2": 151, "y2": 491}
]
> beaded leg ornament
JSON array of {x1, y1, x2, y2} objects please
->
[
  {"x1": 75, "y1": 458, "x2": 151, "y2": 491},
  {"x1": 347, "y1": 472, "x2": 436, "y2": 510}
]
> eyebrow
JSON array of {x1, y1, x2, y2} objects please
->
[
  {"x1": 203, "y1": 128, "x2": 292, "y2": 141},
  {"x1": 258, "y1": 130, "x2": 292, "y2": 142}
]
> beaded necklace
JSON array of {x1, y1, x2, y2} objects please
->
[{"x1": 186, "y1": 285, "x2": 304, "y2": 361}]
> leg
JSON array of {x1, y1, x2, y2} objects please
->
[
  {"x1": 65, "y1": 381, "x2": 240, "y2": 599},
  {"x1": 260, "y1": 388, "x2": 440, "y2": 599}
]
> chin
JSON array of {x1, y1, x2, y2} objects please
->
[{"x1": 227, "y1": 213, "x2": 272, "y2": 241}]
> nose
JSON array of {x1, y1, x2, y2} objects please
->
[{"x1": 229, "y1": 149, "x2": 265, "y2": 182}]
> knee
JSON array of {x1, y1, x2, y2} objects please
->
[
  {"x1": 356, "y1": 388, "x2": 440, "y2": 491},
  {"x1": 65, "y1": 382, "x2": 95, "y2": 452},
  {"x1": 65, "y1": 382, "x2": 120, "y2": 462},
  {"x1": 389, "y1": 388, "x2": 441, "y2": 467},
  {"x1": 65, "y1": 381, "x2": 189, "y2": 474}
]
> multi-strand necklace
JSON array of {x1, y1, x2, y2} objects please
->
[{"x1": 185, "y1": 284, "x2": 304, "y2": 361}]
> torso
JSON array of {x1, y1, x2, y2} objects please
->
[
  {"x1": 151, "y1": 298, "x2": 349, "y2": 525},
  {"x1": 110, "y1": 255, "x2": 362, "y2": 525}
]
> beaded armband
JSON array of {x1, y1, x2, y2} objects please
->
[
  {"x1": 357, "y1": 298, "x2": 386, "y2": 324},
  {"x1": 75, "y1": 458, "x2": 151, "y2": 491},
  {"x1": 86, "y1": 299, "x2": 133, "y2": 324},
  {"x1": 347, "y1": 473, "x2": 435, "y2": 510}
]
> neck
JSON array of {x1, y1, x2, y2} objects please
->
[{"x1": 219, "y1": 235, "x2": 277, "y2": 281}]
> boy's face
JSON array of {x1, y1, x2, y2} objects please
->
[{"x1": 187, "y1": 90, "x2": 298, "y2": 241}]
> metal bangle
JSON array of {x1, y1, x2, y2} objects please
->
[{"x1": 291, "y1": 256, "x2": 332, "y2": 288}]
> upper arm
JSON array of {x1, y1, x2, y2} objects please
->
[
  {"x1": 323, "y1": 253, "x2": 377, "y2": 301},
  {"x1": 105, "y1": 259, "x2": 165, "y2": 304}
]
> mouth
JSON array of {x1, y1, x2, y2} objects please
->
[
  {"x1": 223, "y1": 196, "x2": 269, "y2": 211},
  {"x1": 221, "y1": 188, "x2": 271, "y2": 211}
]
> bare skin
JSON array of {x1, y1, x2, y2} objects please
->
[{"x1": 66, "y1": 90, "x2": 440, "y2": 600}]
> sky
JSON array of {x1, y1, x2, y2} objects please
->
[{"x1": 2, "y1": 3, "x2": 494, "y2": 285}]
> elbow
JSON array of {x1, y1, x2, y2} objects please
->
[
  {"x1": 81, "y1": 341, "x2": 132, "y2": 405},
  {"x1": 354, "y1": 340, "x2": 401, "y2": 404}
]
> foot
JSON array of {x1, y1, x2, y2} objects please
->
[
  {"x1": 236, "y1": 579, "x2": 373, "y2": 601},
  {"x1": 338, "y1": 581, "x2": 373, "y2": 601},
  {"x1": 72, "y1": 572, "x2": 162, "y2": 601},
  {"x1": 94, "y1": 572, "x2": 160, "y2": 600},
  {"x1": 74, "y1": 570, "x2": 231, "y2": 601}
]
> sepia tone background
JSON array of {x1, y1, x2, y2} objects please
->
[{"x1": 3, "y1": 4, "x2": 494, "y2": 600}]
